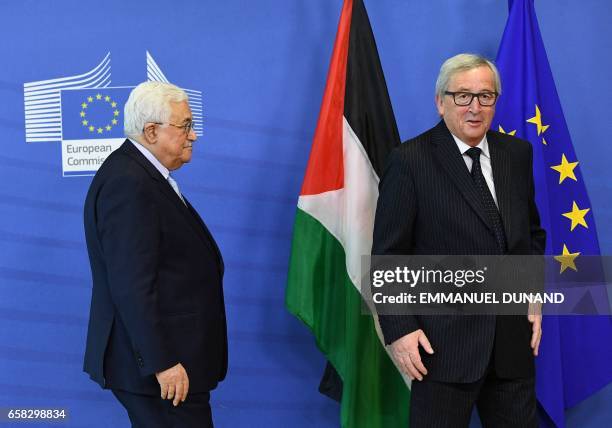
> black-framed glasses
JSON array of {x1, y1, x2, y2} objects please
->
[
  {"x1": 150, "y1": 121, "x2": 195, "y2": 135},
  {"x1": 444, "y1": 91, "x2": 498, "y2": 106}
]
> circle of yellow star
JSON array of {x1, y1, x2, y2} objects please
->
[
  {"x1": 79, "y1": 94, "x2": 120, "y2": 133},
  {"x1": 551, "y1": 154, "x2": 579, "y2": 184},
  {"x1": 554, "y1": 244, "x2": 580, "y2": 273},
  {"x1": 562, "y1": 201, "x2": 590, "y2": 231}
]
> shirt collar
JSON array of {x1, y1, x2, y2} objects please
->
[
  {"x1": 451, "y1": 133, "x2": 490, "y2": 159},
  {"x1": 129, "y1": 138, "x2": 170, "y2": 179}
]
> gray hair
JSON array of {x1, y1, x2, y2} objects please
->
[
  {"x1": 435, "y1": 53, "x2": 502, "y2": 99},
  {"x1": 124, "y1": 81, "x2": 189, "y2": 138}
]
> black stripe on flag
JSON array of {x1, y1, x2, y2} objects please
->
[{"x1": 343, "y1": 0, "x2": 401, "y2": 178}]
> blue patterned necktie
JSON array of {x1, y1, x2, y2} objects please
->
[{"x1": 466, "y1": 147, "x2": 507, "y2": 253}]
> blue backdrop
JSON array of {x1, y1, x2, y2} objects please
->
[{"x1": 0, "y1": 1, "x2": 610, "y2": 427}]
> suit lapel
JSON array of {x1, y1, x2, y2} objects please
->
[
  {"x1": 120, "y1": 140, "x2": 222, "y2": 262},
  {"x1": 430, "y1": 121, "x2": 495, "y2": 233},
  {"x1": 185, "y1": 198, "x2": 225, "y2": 276},
  {"x1": 157, "y1": 180, "x2": 213, "y2": 245},
  {"x1": 159, "y1": 186, "x2": 224, "y2": 275},
  {"x1": 487, "y1": 132, "x2": 514, "y2": 248}
]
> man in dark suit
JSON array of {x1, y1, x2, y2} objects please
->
[
  {"x1": 372, "y1": 54, "x2": 545, "y2": 427},
  {"x1": 83, "y1": 81, "x2": 227, "y2": 428}
]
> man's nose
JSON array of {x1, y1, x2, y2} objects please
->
[
  {"x1": 468, "y1": 95, "x2": 482, "y2": 113},
  {"x1": 188, "y1": 127, "x2": 197, "y2": 141}
]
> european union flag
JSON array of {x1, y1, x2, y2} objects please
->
[
  {"x1": 61, "y1": 87, "x2": 131, "y2": 140},
  {"x1": 493, "y1": 0, "x2": 612, "y2": 426}
]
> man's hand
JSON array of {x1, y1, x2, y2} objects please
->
[
  {"x1": 155, "y1": 363, "x2": 189, "y2": 406},
  {"x1": 528, "y1": 303, "x2": 542, "y2": 356},
  {"x1": 527, "y1": 313, "x2": 542, "y2": 357},
  {"x1": 389, "y1": 329, "x2": 434, "y2": 381}
]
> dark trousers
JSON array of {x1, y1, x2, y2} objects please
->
[
  {"x1": 409, "y1": 366, "x2": 537, "y2": 428},
  {"x1": 112, "y1": 389, "x2": 213, "y2": 428}
]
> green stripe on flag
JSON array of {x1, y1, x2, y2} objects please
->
[{"x1": 286, "y1": 208, "x2": 409, "y2": 428}]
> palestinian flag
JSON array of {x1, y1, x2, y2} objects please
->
[{"x1": 285, "y1": 0, "x2": 410, "y2": 426}]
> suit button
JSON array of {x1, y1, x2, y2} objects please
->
[{"x1": 137, "y1": 357, "x2": 144, "y2": 367}]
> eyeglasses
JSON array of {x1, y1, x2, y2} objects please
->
[
  {"x1": 150, "y1": 121, "x2": 195, "y2": 135},
  {"x1": 444, "y1": 91, "x2": 498, "y2": 106}
]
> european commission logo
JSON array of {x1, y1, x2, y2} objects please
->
[{"x1": 23, "y1": 52, "x2": 203, "y2": 177}]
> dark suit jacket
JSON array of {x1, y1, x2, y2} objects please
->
[
  {"x1": 372, "y1": 120, "x2": 546, "y2": 382},
  {"x1": 83, "y1": 140, "x2": 227, "y2": 395}
]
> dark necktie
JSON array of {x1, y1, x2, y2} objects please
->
[{"x1": 465, "y1": 147, "x2": 507, "y2": 253}]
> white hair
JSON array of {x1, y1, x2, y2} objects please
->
[
  {"x1": 435, "y1": 53, "x2": 502, "y2": 99},
  {"x1": 124, "y1": 81, "x2": 189, "y2": 138}
]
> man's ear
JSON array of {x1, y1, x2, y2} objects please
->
[
  {"x1": 435, "y1": 95, "x2": 444, "y2": 117},
  {"x1": 142, "y1": 123, "x2": 157, "y2": 144}
]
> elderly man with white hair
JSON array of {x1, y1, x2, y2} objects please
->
[
  {"x1": 373, "y1": 54, "x2": 545, "y2": 427},
  {"x1": 83, "y1": 81, "x2": 227, "y2": 428}
]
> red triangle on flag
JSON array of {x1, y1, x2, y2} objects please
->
[{"x1": 300, "y1": 0, "x2": 353, "y2": 196}]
